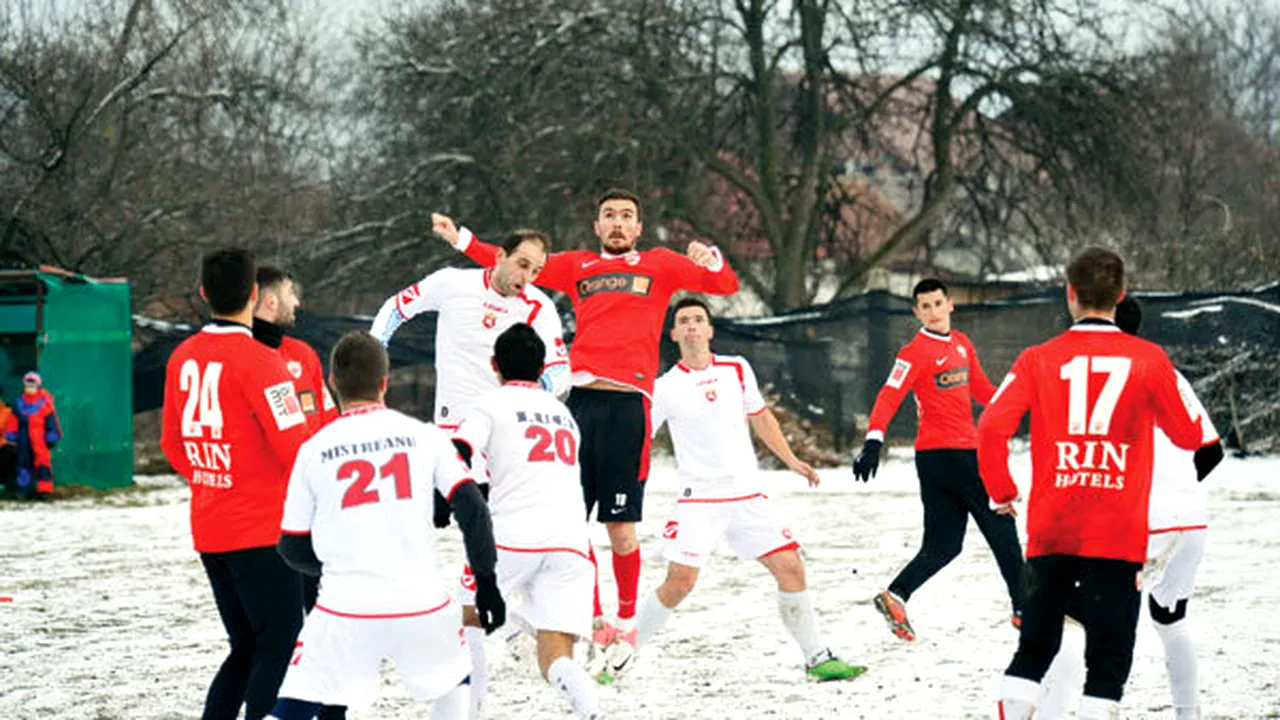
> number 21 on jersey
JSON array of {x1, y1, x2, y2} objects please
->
[
  {"x1": 1060, "y1": 356, "x2": 1131, "y2": 436},
  {"x1": 340, "y1": 452, "x2": 412, "y2": 509}
]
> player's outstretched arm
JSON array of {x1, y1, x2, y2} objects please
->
[
  {"x1": 966, "y1": 338, "x2": 999, "y2": 406},
  {"x1": 977, "y1": 355, "x2": 1033, "y2": 507},
  {"x1": 663, "y1": 243, "x2": 739, "y2": 296},
  {"x1": 750, "y1": 408, "x2": 821, "y2": 487},
  {"x1": 438, "y1": 211, "x2": 578, "y2": 293}
]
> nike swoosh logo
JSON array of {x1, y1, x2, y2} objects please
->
[
  {"x1": 935, "y1": 357, "x2": 947, "y2": 365},
  {"x1": 609, "y1": 507, "x2": 624, "y2": 514},
  {"x1": 581, "y1": 259, "x2": 601, "y2": 269}
]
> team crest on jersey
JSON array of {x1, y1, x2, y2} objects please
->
[
  {"x1": 886, "y1": 358, "x2": 912, "y2": 389},
  {"x1": 554, "y1": 337, "x2": 568, "y2": 358},
  {"x1": 663, "y1": 520, "x2": 679, "y2": 540},
  {"x1": 782, "y1": 527, "x2": 794, "y2": 540},
  {"x1": 704, "y1": 389, "x2": 717, "y2": 402},
  {"x1": 482, "y1": 311, "x2": 498, "y2": 329},
  {"x1": 286, "y1": 360, "x2": 303, "y2": 379},
  {"x1": 957, "y1": 345, "x2": 968, "y2": 359}
]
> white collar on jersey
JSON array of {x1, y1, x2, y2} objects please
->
[
  {"x1": 1069, "y1": 323, "x2": 1121, "y2": 332},
  {"x1": 919, "y1": 328, "x2": 952, "y2": 342},
  {"x1": 201, "y1": 323, "x2": 252, "y2": 336}
]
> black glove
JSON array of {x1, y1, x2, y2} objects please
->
[
  {"x1": 473, "y1": 570, "x2": 506, "y2": 634},
  {"x1": 853, "y1": 439, "x2": 882, "y2": 482},
  {"x1": 432, "y1": 489, "x2": 452, "y2": 529}
]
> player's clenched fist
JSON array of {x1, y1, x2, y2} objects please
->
[
  {"x1": 431, "y1": 212, "x2": 460, "y2": 246},
  {"x1": 685, "y1": 241, "x2": 718, "y2": 268},
  {"x1": 472, "y1": 570, "x2": 506, "y2": 634}
]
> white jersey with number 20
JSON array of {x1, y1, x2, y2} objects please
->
[{"x1": 452, "y1": 382, "x2": 588, "y2": 554}]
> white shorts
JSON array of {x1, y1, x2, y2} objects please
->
[
  {"x1": 1144, "y1": 528, "x2": 1208, "y2": 611},
  {"x1": 661, "y1": 494, "x2": 799, "y2": 569},
  {"x1": 458, "y1": 548, "x2": 594, "y2": 640},
  {"x1": 276, "y1": 599, "x2": 470, "y2": 708}
]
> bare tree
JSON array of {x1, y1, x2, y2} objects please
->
[{"x1": 0, "y1": 0, "x2": 335, "y2": 313}]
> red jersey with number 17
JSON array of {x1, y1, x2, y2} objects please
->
[
  {"x1": 161, "y1": 323, "x2": 312, "y2": 554},
  {"x1": 866, "y1": 328, "x2": 998, "y2": 450},
  {"x1": 457, "y1": 229, "x2": 739, "y2": 396},
  {"x1": 976, "y1": 321, "x2": 1205, "y2": 562}
]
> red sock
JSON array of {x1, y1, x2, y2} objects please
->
[
  {"x1": 612, "y1": 547, "x2": 641, "y2": 620},
  {"x1": 588, "y1": 545, "x2": 603, "y2": 619}
]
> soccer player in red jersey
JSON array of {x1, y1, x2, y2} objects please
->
[
  {"x1": 433, "y1": 188, "x2": 739, "y2": 657},
  {"x1": 851, "y1": 278, "x2": 1023, "y2": 642},
  {"x1": 252, "y1": 265, "x2": 346, "y2": 720},
  {"x1": 161, "y1": 248, "x2": 313, "y2": 720},
  {"x1": 254, "y1": 266, "x2": 339, "y2": 434},
  {"x1": 977, "y1": 247, "x2": 1206, "y2": 720}
]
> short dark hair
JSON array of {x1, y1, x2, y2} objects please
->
[
  {"x1": 494, "y1": 323, "x2": 545, "y2": 382},
  {"x1": 672, "y1": 296, "x2": 712, "y2": 322},
  {"x1": 1067, "y1": 247, "x2": 1126, "y2": 311},
  {"x1": 1114, "y1": 295, "x2": 1142, "y2": 336},
  {"x1": 597, "y1": 187, "x2": 641, "y2": 218},
  {"x1": 256, "y1": 265, "x2": 293, "y2": 293},
  {"x1": 330, "y1": 331, "x2": 389, "y2": 403},
  {"x1": 912, "y1": 278, "x2": 948, "y2": 302},
  {"x1": 201, "y1": 248, "x2": 256, "y2": 316},
  {"x1": 501, "y1": 229, "x2": 551, "y2": 255}
]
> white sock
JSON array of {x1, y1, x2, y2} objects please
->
[
  {"x1": 777, "y1": 590, "x2": 825, "y2": 665},
  {"x1": 431, "y1": 682, "x2": 471, "y2": 720},
  {"x1": 1077, "y1": 694, "x2": 1120, "y2": 719},
  {"x1": 548, "y1": 656, "x2": 600, "y2": 718},
  {"x1": 997, "y1": 675, "x2": 1040, "y2": 720},
  {"x1": 1036, "y1": 621, "x2": 1086, "y2": 719},
  {"x1": 1153, "y1": 619, "x2": 1198, "y2": 717},
  {"x1": 635, "y1": 590, "x2": 672, "y2": 651},
  {"x1": 464, "y1": 627, "x2": 487, "y2": 720}
]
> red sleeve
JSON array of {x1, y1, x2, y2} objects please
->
[
  {"x1": 865, "y1": 345, "x2": 920, "y2": 442},
  {"x1": 461, "y1": 232, "x2": 580, "y2": 295},
  {"x1": 243, "y1": 362, "x2": 312, "y2": 470},
  {"x1": 160, "y1": 359, "x2": 193, "y2": 479},
  {"x1": 655, "y1": 247, "x2": 739, "y2": 296},
  {"x1": 1146, "y1": 351, "x2": 1205, "y2": 451},
  {"x1": 977, "y1": 351, "x2": 1033, "y2": 504},
  {"x1": 965, "y1": 336, "x2": 998, "y2": 406}
]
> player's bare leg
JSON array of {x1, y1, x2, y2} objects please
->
[
  {"x1": 592, "y1": 521, "x2": 640, "y2": 658},
  {"x1": 597, "y1": 561, "x2": 697, "y2": 683},
  {"x1": 537, "y1": 630, "x2": 601, "y2": 719},
  {"x1": 758, "y1": 550, "x2": 867, "y2": 681}
]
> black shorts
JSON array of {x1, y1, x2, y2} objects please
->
[{"x1": 567, "y1": 387, "x2": 650, "y2": 523}]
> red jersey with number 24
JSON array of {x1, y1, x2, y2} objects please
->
[
  {"x1": 977, "y1": 322, "x2": 1205, "y2": 562},
  {"x1": 457, "y1": 228, "x2": 738, "y2": 396},
  {"x1": 866, "y1": 328, "x2": 997, "y2": 450},
  {"x1": 161, "y1": 323, "x2": 312, "y2": 553}
]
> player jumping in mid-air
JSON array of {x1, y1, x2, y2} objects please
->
[
  {"x1": 452, "y1": 324, "x2": 602, "y2": 719},
  {"x1": 268, "y1": 331, "x2": 506, "y2": 720},
  {"x1": 1035, "y1": 296, "x2": 1224, "y2": 720},
  {"x1": 370, "y1": 229, "x2": 569, "y2": 702},
  {"x1": 977, "y1": 247, "x2": 1206, "y2": 720},
  {"x1": 434, "y1": 188, "x2": 739, "y2": 662},
  {"x1": 851, "y1": 278, "x2": 1023, "y2": 641},
  {"x1": 598, "y1": 298, "x2": 866, "y2": 684}
]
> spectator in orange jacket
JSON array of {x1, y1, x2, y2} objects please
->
[{"x1": 6, "y1": 371, "x2": 61, "y2": 499}]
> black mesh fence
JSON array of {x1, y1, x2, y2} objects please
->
[{"x1": 133, "y1": 283, "x2": 1280, "y2": 454}]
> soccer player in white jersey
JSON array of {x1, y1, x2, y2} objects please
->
[
  {"x1": 599, "y1": 297, "x2": 867, "y2": 684},
  {"x1": 369, "y1": 228, "x2": 570, "y2": 429},
  {"x1": 451, "y1": 323, "x2": 601, "y2": 720},
  {"x1": 1036, "y1": 297, "x2": 1225, "y2": 720},
  {"x1": 268, "y1": 332, "x2": 507, "y2": 720}
]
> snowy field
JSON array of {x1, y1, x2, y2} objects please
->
[{"x1": 1, "y1": 451, "x2": 1278, "y2": 720}]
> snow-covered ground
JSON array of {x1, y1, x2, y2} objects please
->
[{"x1": 1, "y1": 452, "x2": 1277, "y2": 719}]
